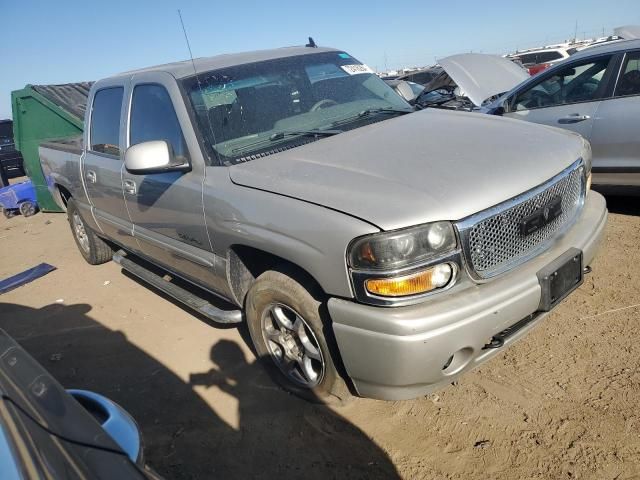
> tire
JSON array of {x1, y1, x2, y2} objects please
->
[
  {"x1": 66, "y1": 198, "x2": 112, "y2": 265},
  {"x1": 19, "y1": 201, "x2": 37, "y2": 217},
  {"x1": 245, "y1": 269, "x2": 351, "y2": 404}
]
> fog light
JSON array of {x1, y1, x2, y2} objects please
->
[{"x1": 365, "y1": 263, "x2": 453, "y2": 297}]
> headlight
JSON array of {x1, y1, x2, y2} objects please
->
[{"x1": 348, "y1": 222, "x2": 457, "y2": 270}]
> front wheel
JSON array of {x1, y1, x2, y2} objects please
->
[
  {"x1": 245, "y1": 269, "x2": 351, "y2": 403},
  {"x1": 66, "y1": 198, "x2": 113, "y2": 265}
]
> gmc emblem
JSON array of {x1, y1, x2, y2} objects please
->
[{"x1": 520, "y1": 196, "x2": 563, "y2": 235}]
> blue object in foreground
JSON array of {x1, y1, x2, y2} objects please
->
[
  {"x1": 68, "y1": 390, "x2": 142, "y2": 464},
  {"x1": 0, "y1": 180, "x2": 38, "y2": 217},
  {"x1": 0, "y1": 263, "x2": 56, "y2": 295}
]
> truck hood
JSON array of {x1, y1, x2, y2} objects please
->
[
  {"x1": 438, "y1": 53, "x2": 529, "y2": 106},
  {"x1": 229, "y1": 109, "x2": 587, "y2": 231}
]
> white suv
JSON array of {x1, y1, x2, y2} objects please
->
[{"x1": 508, "y1": 47, "x2": 574, "y2": 75}]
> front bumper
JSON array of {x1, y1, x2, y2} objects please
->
[{"x1": 329, "y1": 192, "x2": 607, "y2": 400}]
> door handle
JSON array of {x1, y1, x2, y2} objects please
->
[
  {"x1": 86, "y1": 170, "x2": 97, "y2": 183},
  {"x1": 558, "y1": 114, "x2": 591, "y2": 124},
  {"x1": 123, "y1": 179, "x2": 137, "y2": 195}
]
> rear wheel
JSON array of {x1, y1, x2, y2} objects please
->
[
  {"x1": 245, "y1": 269, "x2": 351, "y2": 404},
  {"x1": 66, "y1": 198, "x2": 112, "y2": 265}
]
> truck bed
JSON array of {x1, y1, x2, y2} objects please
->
[{"x1": 39, "y1": 138, "x2": 84, "y2": 209}]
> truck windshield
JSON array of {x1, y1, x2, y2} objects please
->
[{"x1": 182, "y1": 51, "x2": 412, "y2": 164}]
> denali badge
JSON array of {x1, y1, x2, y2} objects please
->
[{"x1": 520, "y1": 196, "x2": 563, "y2": 236}]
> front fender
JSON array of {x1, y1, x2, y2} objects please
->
[{"x1": 204, "y1": 170, "x2": 379, "y2": 298}]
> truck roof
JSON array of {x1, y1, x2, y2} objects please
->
[{"x1": 115, "y1": 46, "x2": 339, "y2": 80}]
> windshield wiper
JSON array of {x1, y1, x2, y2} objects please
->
[
  {"x1": 231, "y1": 128, "x2": 342, "y2": 154},
  {"x1": 357, "y1": 107, "x2": 414, "y2": 118},
  {"x1": 269, "y1": 129, "x2": 342, "y2": 141},
  {"x1": 331, "y1": 107, "x2": 413, "y2": 127}
]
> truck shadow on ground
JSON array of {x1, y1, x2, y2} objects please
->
[{"x1": 0, "y1": 302, "x2": 400, "y2": 480}]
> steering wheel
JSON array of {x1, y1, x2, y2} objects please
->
[
  {"x1": 310, "y1": 99, "x2": 338, "y2": 112},
  {"x1": 523, "y1": 90, "x2": 553, "y2": 109}
]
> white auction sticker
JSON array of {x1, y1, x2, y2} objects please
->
[{"x1": 340, "y1": 64, "x2": 374, "y2": 75}]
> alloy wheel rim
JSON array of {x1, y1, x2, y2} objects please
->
[
  {"x1": 261, "y1": 303, "x2": 325, "y2": 388},
  {"x1": 72, "y1": 212, "x2": 90, "y2": 253}
]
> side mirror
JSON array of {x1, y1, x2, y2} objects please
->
[
  {"x1": 395, "y1": 81, "x2": 417, "y2": 104},
  {"x1": 492, "y1": 105, "x2": 505, "y2": 116},
  {"x1": 489, "y1": 96, "x2": 511, "y2": 116},
  {"x1": 124, "y1": 140, "x2": 188, "y2": 174}
]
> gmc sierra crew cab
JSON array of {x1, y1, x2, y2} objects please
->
[{"x1": 40, "y1": 45, "x2": 607, "y2": 402}]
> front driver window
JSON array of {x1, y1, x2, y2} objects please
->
[
  {"x1": 614, "y1": 51, "x2": 640, "y2": 97},
  {"x1": 513, "y1": 56, "x2": 611, "y2": 111},
  {"x1": 130, "y1": 84, "x2": 190, "y2": 163}
]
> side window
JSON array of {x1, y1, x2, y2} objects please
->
[
  {"x1": 513, "y1": 56, "x2": 612, "y2": 111},
  {"x1": 517, "y1": 53, "x2": 538, "y2": 65},
  {"x1": 614, "y1": 51, "x2": 640, "y2": 97},
  {"x1": 90, "y1": 87, "x2": 123, "y2": 156},
  {"x1": 130, "y1": 84, "x2": 189, "y2": 162},
  {"x1": 537, "y1": 51, "x2": 563, "y2": 63}
]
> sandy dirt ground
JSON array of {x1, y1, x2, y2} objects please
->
[{"x1": 0, "y1": 194, "x2": 639, "y2": 479}]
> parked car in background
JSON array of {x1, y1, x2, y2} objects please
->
[
  {"x1": 487, "y1": 38, "x2": 640, "y2": 188},
  {"x1": 395, "y1": 66, "x2": 442, "y2": 85},
  {"x1": 0, "y1": 328, "x2": 157, "y2": 478},
  {"x1": 574, "y1": 35, "x2": 624, "y2": 54},
  {"x1": 413, "y1": 53, "x2": 529, "y2": 110},
  {"x1": 41, "y1": 45, "x2": 606, "y2": 402},
  {"x1": 383, "y1": 79, "x2": 425, "y2": 103},
  {"x1": 0, "y1": 120, "x2": 24, "y2": 186},
  {"x1": 507, "y1": 45, "x2": 575, "y2": 75}
]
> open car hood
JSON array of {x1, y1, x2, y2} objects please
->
[{"x1": 437, "y1": 53, "x2": 529, "y2": 106}]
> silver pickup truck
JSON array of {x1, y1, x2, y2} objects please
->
[{"x1": 41, "y1": 45, "x2": 607, "y2": 402}]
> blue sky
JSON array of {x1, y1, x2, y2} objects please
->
[{"x1": 2, "y1": 0, "x2": 639, "y2": 119}]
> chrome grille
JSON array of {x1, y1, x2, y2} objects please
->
[{"x1": 458, "y1": 161, "x2": 585, "y2": 279}]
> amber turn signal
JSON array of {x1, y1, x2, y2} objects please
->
[{"x1": 365, "y1": 264, "x2": 453, "y2": 297}]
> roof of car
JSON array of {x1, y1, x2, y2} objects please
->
[
  {"x1": 570, "y1": 38, "x2": 640, "y2": 59},
  {"x1": 513, "y1": 47, "x2": 569, "y2": 55},
  {"x1": 115, "y1": 46, "x2": 339, "y2": 80}
]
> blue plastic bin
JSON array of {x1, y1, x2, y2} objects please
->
[{"x1": 0, "y1": 180, "x2": 39, "y2": 218}]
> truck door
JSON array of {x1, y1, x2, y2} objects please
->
[
  {"x1": 83, "y1": 84, "x2": 137, "y2": 250},
  {"x1": 121, "y1": 74, "x2": 225, "y2": 293}
]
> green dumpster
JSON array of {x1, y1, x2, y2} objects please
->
[{"x1": 11, "y1": 83, "x2": 92, "y2": 212}]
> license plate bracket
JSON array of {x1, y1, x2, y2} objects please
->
[{"x1": 537, "y1": 248, "x2": 583, "y2": 312}]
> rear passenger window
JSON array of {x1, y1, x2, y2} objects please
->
[
  {"x1": 537, "y1": 51, "x2": 563, "y2": 63},
  {"x1": 614, "y1": 51, "x2": 640, "y2": 97},
  {"x1": 130, "y1": 84, "x2": 189, "y2": 162},
  {"x1": 90, "y1": 87, "x2": 123, "y2": 156}
]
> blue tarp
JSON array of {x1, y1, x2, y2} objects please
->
[{"x1": 0, "y1": 263, "x2": 56, "y2": 295}]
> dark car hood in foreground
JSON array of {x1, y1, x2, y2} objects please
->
[
  {"x1": 229, "y1": 109, "x2": 588, "y2": 231},
  {"x1": 0, "y1": 329, "x2": 145, "y2": 478}
]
